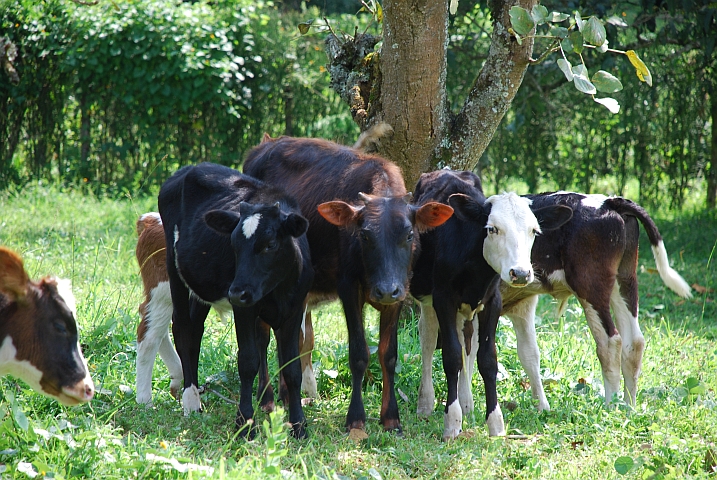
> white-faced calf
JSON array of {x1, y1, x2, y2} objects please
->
[
  {"x1": 0, "y1": 247, "x2": 94, "y2": 405},
  {"x1": 409, "y1": 170, "x2": 572, "y2": 440}
]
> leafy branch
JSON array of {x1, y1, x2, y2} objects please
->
[{"x1": 509, "y1": 5, "x2": 652, "y2": 114}]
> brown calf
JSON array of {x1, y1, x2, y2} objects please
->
[{"x1": 0, "y1": 247, "x2": 94, "y2": 405}]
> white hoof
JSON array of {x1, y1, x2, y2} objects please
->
[
  {"x1": 442, "y1": 400, "x2": 463, "y2": 440},
  {"x1": 486, "y1": 404, "x2": 506, "y2": 437},
  {"x1": 182, "y1": 385, "x2": 202, "y2": 415}
]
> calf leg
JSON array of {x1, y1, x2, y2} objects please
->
[
  {"x1": 276, "y1": 321, "x2": 308, "y2": 439},
  {"x1": 256, "y1": 321, "x2": 276, "y2": 413},
  {"x1": 580, "y1": 298, "x2": 622, "y2": 405},
  {"x1": 505, "y1": 295, "x2": 550, "y2": 411},
  {"x1": 136, "y1": 281, "x2": 177, "y2": 404},
  {"x1": 339, "y1": 286, "x2": 369, "y2": 431},
  {"x1": 234, "y1": 311, "x2": 261, "y2": 438},
  {"x1": 457, "y1": 305, "x2": 477, "y2": 416},
  {"x1": 377, "y1": 302, "x2": 402, "y2": 432},
  {"x1": 300, "y1": 309, "x2": 318, "y2": 399},
  {"x1": 417, "y1": 297, "x2": 438, "y2": 415},
  {"x1": 477, "y1": 289, "x2": 505, "y2": 437},
  {"x1": 610, "y1": 283, "x2": 644, "y2": 405},
  {"x1": 433, "y1": 293, "x2": 464, "y2": 440}
]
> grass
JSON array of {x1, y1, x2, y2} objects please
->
[{"x1": 0, "y1": 183, "x2": 716, "y2": 479}]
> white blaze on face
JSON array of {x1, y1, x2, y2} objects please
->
[
  {"x1": 242, "y1": 213, "x2": 262, "y2": 239},
  {"x1": 483, "y1": 193, "x2": 541, "y2": 285}
]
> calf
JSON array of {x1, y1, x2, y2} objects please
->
[
  {"x1": 135, "y1": 212, "x2": 183, "y2": 405},
  {"x1": 410, "y1": 170, "x2": 572, "y2": 440},
  {"x1": 0, "y1": 247, "x2": 94, "y2": 405},
  {"x1": 499, "y1": 192, "x2": 692, "y2": 411},
  {"x1": 134, "y1": 212, "x2": 316, "y2": 407},
  {"x1": 158, "y1": 163, "x2": 314, "y2": 438},
  {"x1": 243, "y1": 136, "x2": 453, "y2": 433}
]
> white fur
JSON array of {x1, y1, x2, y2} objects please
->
[
  {"x1": 651, "y1": 241, "x2": 692, "y2": 298},
  {"x1": 417, "y1": 296, "x2": 438, "y2": 415},
  {"x1": 505, "y1": 295, "x2": 550, "y2": 411},
  {"x1": 182, "y1": 384, "x2": 202, "y2": 415},
  {"x1": 173, "y1": 225, "x2": 180, "y2": 245},
  {"x1": 242, "y1": 213, "x2": 262, "y2": 239},
  {"x1": 580, "y1": 194, "x2": 608, "y2": 210},
  {"x1": 486, "y1": 403, "x2": 506, "y2": 437},
  {"x1": 55, "y1": 278, "x2": 77, "y2": 318},
  {"x1": 136, "y1": 281, "x2": 182, "y2": 404},
  {"x1": 300, "y1": 312, "x2": 318, "y2": 398},
  {"x1": 443, "y1": 399, "x2": 463, "y2": 440},
  {"x1": 456, "y1": 305, "x2": 477, "y2": 415},
  {"x1": 610, "y1": 283, "x2": 645, "y2": 405},
  {"x1": 483, "y1": 193, "x2": 540, "y2": 286},
  {"x1": 582, "y1": 301, "x2": 622, "y2": 404},
  {"x1": 0, "y1": 336, "x2": 44, "y2": 392}
]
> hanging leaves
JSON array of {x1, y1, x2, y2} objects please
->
[
  {"x1": 592, "y1": 70, "x2": 623, "y2": 93},
  {"x1": 626, "y1": 50, "x2": 653, "y2": 86},
  {"x1": 581, "y1": 17, "x2": 607, "y2": 47},
  {"x1": 509, "y1": 6, "x2": 535, "y2": 36}
]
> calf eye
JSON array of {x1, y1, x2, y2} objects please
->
[
  {"x1": 406, "y1": 230, "x2": 414, "y2": 242},
  {"x1": 264, "y1": 241, "x2": 278, "y2": 252},
  {"x1": 54, "y1": 322, "x2": 68, "y2": 334},
  {"x1": 486, "y1": 226, "x2": 499, "y2": 235}
]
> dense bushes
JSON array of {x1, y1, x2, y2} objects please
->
[{"x1": 0, "y1": 0, "x2": 356, "y2": 193}]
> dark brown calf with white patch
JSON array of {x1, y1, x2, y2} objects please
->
[
  {"x1": 0, "y1": 247, "x2": 94, "y2": 405},
  {"x1": 134, "y1": 213, "x2": 317, "y2": 407},
  {"x1": 243, "y1": 135, "x2": 453, "y2": 433},
  {"x1": 499, "y1": 192, "x2": 691, "y2": 409}
]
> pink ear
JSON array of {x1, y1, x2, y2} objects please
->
[
  {"x1": 0, "y1": 247, "x2": 29, "y2": 301},
  {"x1": 415, "y1": 202, "x2": 454, "y2": 230},
  {"x1": 261, "y1": 132, "x2": 274, "y2": 143},
  {"x1": 317, "y1": 201, "x2": 361, "y2": 227}
]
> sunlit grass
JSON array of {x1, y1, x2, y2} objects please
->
[{"x1": 1, "y1": 184, "x2": 715, "y2": 479}]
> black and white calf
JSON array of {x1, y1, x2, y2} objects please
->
[
  {"x1": 158, "y1": 163, "x2": 314, "y2": 438},
  {"x1": 410, "y1": 171, "x2": 572, "y2": 440},
  {"x1": 499, "y1": 192, "x2": 691, "y2": 410}
]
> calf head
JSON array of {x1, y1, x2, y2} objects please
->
[
  {"x1": 318, "y1": 193, "x2": 454, "y2": 305},
  {"x1": 449, "y1": 193, "x2": 572, "y2": 287},
  {"x1": 204, "y1": 202, "x2": 309, "y2": 307},
  {"x1": 0, "y1": 247, "x2": 94, "y2": 405}
]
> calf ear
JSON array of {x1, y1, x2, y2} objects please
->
[
  {"x1": 413, "y1": 202, "x2": 454, "y2": 231},
  {"x1": 533, "y1": 205, "x2": 573, "y2": 231},
  {"x1": 204, "y1": 210, "x2": 242, "y2": 235},
  {"x1": 0, "y1": 247, "x2": 29, "y2": 301},
  {"x1": 281, "y1": 213, "x2": 309, "y2": 238},
  {"x1": 317, "y1": 201, "x2": 362, "y2": 227},
  {"x1": 448, "y1": 193, "x2": 485, "y2": 223}
]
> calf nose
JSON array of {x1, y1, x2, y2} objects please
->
[
  {"x1": 371, "y1": 284, "x2": 405, "y2": 305},
  {"x1": 509, "y1": 268, "x2": 532, "y2": 286},
  {"x1": 84, "y1": 382, "x2": 95, "y2": 401},
  {"x1": 229, "y1": 287, "x2": 254, "y2": 306}
]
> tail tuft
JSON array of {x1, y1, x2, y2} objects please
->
[
  {"x1": 353, "y1": 122, "x2": 394, "y2": 152},
  {"x1": 651, "y1": 241, "x2": 692, "y2": 298}
]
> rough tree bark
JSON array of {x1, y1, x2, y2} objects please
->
[{"x1": 325, "y1": 0, "x2": 537, "y2": 190}]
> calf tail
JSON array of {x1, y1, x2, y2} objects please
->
[
  {"x1": 606, "y1": 197, "x2": 692, "y2": 298},
  {"x1": 353, "y1": 122, "x2": 393, "y2": 152}
]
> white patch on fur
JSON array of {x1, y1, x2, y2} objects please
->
[
  {"x1": 242, "y1": 213, "x2": 262, "y2": 239},
  {"x1": 580, "y1": 194, "x2": 608, "y2": 210},
  {"x1": 173, "y1": 225, "x2": 180, "y2": 245},
  {"x1": 442, "y1": 399, "x2": 463, "y2": 440},
  {"x1": 486, "y1": 403, "x2": 506, "y2": 436},
  {"x1": 484, "y1": 192, "x2": 540, "y2": 286},
  {"x1": 140, "y1": 212, "x2": 162, "y2": 224},
  {"x1": 582, "y1": 301, "x2": 622, "y2": 405},
  {"x1": 610, "y1": 283, "x2": 644, "y2": 405},
  {"x1": 457, "y1": 306, "x2": 477, "y2": 415},
  {"x1": 651, "y1": 241, "x2": 692, "y2": 298},
  {"x1": 55, "y1": 278, "x2": 77, "y2": 319},
  {"x1": 301, "y1": 362, "x2": 318, "y2": 398},
  {"x1": 182, "y1": 384, "x2": 202, "y2": 415}
]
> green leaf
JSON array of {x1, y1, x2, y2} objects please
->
[
  {"x1": 548, "y1": 12, "x2": 570, "y2": 22},
  {"x1": 575, "y1": 11, "x2": 584, "y2": 30},
  {"x1": 594, "y1": 97, "x2": 620, "y2": 114},
  {"x1": 297, "y1": 21, "x2": 312, "y2": 35},
  {"x1": 571, "y1": 64, "x2": 596, "y2": 94},
  {"x1": 509, "y1": 6, "x2": 535, "y2": 36},
  {"x1": 582, "y1": 17, "x2": 606, "y2": 46},
  {"x1": 557, "y1": 58, "x2": 573, "y2": 81},
  {"x1": 530, "y1": 5, "x2": 549, "y2": 25},
  {"x1": 592, "y1": 70, "x2": 623, "y2": 93},
  {"x1": 686, "y1": 377, "x2": 706, "y2": 395},
  {"x1": 569, "y1": 31, "x2": 583, "y2": 54},
  {"x1": 550, "y1": 26, "x2": 569, "y2": 39},
  {"x1": 614, "y1": 456, "x2": 634, "y2": 475}
]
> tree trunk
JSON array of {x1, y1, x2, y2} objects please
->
[
  {"x1": 708, "y1": 85, "x2": 716, "y2": 210},
  {"x1": 326, "y1": 0, "x2": 537, "y2": 190}
]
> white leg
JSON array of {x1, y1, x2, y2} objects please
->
[
  {"x1": 456, "y1": 306, "x2": 477, "y2": 415},
  {"x1": 443, "y1": 398, "x2": 463, "y2": 440},
  {"x1": 182, "y1": 384, "x2": 202, "y2": 415},
  {"x1": 136, "y1": 281, "x2": 174, "y2": 404},
  {"x1": 610, "y1": 284, "x2": 644, "y2": 405},
  {"x1": 581, "y1": 300, "x2": 622, "y2": 405},
  {"x1": 486, "y1": 402, "x2": 506, "y2": 437},
  {"x1": 506, "y1": 295, "x2": 550, "y2": 411},
  {"x1": 158, "y1": 333, "x2": 183, "y2": 400},
  {"x1": 417, "y1": 296, "x2": 438, "y2": 415}
]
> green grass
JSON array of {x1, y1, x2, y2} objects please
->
[{"x1": 1, "y1": 184, "x2": 716, "y2": 479}]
